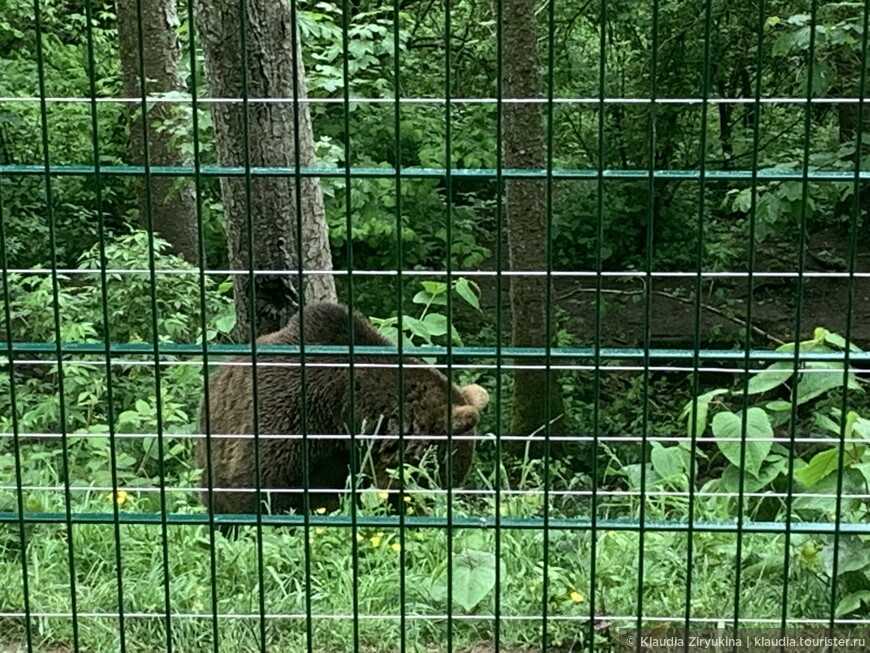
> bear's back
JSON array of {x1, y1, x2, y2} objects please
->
[{"x1": 196, "y1": 302, "x2": 483, "y2": 517}]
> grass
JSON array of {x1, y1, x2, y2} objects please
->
[
  {"x1": 0, "y1": 367, "x2": 857, "y2": 652},
  {"x1": 0, "y1": 456, "x2": 839, "y2": 652}
]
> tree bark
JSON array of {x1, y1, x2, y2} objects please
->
[
  {"x1": 196, "y1": 0, "x2": 337, "y2": 338},
  {"x1": 498, "y1": 0, "x2": 564, "y2": 452},
  {"x1": 115, "y1": 0, "x2": 199, "y2": 264}
]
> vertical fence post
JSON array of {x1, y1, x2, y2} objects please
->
[
  {"x1": 183, "y1": 0, "x2": 221, "y2": 647},
  {"x1": 392, "y1": 0, "x2": 409, "y2": 649},
  {"x1": 593, "y1": 0, "x2": 607, "y2": 649},
  {"x1": 83, "y1": 1, "x2": 127, "y2": 650},
  {"x1": 287, "y1": 1, "x2": 315, "y2": 650},
  {"x1": 339, "y1": 1, "x2": 361, "y2": 650},
  {"x1": 235, "y1": 2, "x2": 268, "y2": 649},
  {"x1": 494, "y1": 0, "x2": 505, "y2": 648},
  {"x1": 443, "y1": 0, "x2": 455, "y2": 649},
  {"x1": 32, "y1": 1, "x2": 80, "y2": 649},
  {"x1": 830, "y1": 3, "x2": 870, "y2": 649},
  {"x1": 637, "y1": 0, "x2": 660, "y2": 648},
  {"x1": 783, "y1": 0, "x2": 821, "y2": 636},
  {"x1": 692, "y1": 0, "x2": 715, "y2": 645},
  {"x1": 0, "y1": 149, "x2": 34, "y2": 653}
]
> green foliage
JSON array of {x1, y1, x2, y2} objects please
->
[
  {"x1": 369, "y1": 277, "x2": 482, "y2": 354},
  {"x1": 295, "y1": 0, "x2": 494, "y2": 273},
  {"x1": 0, "y1": 1, "x2": 131, "y2": 268},
  {"x1": 3, "y1": 0, "x2": 870, "y2": 647},
  {"x1": 0, "y1": 230, "x2": 233, "y2": 490},
  {"x1": 428, "y1": 544, "x2": 503, "y2": 613},
  {"x1": 672, "y1": 326, "x2": 870, "y2": 618},
  {"x1": 0, "y1": 439, "x2": 839, "y2": 651}
]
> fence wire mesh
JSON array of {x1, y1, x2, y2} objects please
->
[{"x1": 1, "y1": 0, "x2": 869, "y2": 651}]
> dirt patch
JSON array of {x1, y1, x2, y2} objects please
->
[{"x1": 477, "y1": 226, "x2": 870, "y2": 353}]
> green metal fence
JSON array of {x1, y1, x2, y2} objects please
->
[{"x1": 1, "y1": 0, "x2": 870, "y2": 651}]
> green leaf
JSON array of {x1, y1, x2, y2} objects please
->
[
  {"x1": 835, "y1": 591, "x2": 870, "y2": 618},
  {"x1": 746, "y1": 362, "x2": 794, "y2": 395},
  {"x1": 421, "y1": 313, "x2": 448, "y2": 337},
  {"x1": 809, "y1": 61, "x2": 834, "y2": 97},
  {"x1": 853, "y1": 418, "x2": 870, "y2": 441},
  {"x1": 786, "y1": 13, "x2": 811, "y2": 26},
  {"x1": 215, "y1": 311, "x2": 236, "y2": 334},
  {"x1": 792, "y1": 468, "x2": 863, "y2": 515},
  {"x1": 711, "y1": 408, "x2": 773, "y2": 477},
  {"x1": 115, "y1": 453, "x2": 137, "y2": 469},
  {"x1": 822, "y1": 538, "x2": 870, "y2": 578},
  {"x1": 720, "y1": 456, "x2": 786, "y2": 494},
  {"x1": 412, "y1": 290, "x2": 447, "y2": 306},
  {"x1": 135, "y1": 399, "x2": 151, "y2": 414},
  {"x1": 453, "y1": 277, "x2": 481, "y2": 310},
  {"x1": 794, "y1": 448, "x2": 840, "y2": 488},
  {"x1": 856, "y1": 462, "x2": 870, "y2": 486},
  {"x1": 814, "y1": 412, "x2": 840, "y2": 435},
  {"x1": 742, "y1": 555, "x2": 785, "y2": 579},
  {"x1": 430, "y1": 549, "x2": 501, "y2": 612},
  {"x1": 731, "y1": 188, "x2": 753, "y2": 213},
  {"x1": 795, "y1": 362, "x2": 859, "y2": 406},
  {"x1": 680, "y1": 389, "x2": 728, "y2": 438},
  {"x1": 824, "y1": 331, "x2": 862, "y2": 353},
  {"x1": 650, "y1": 444, "x2": 686, "y2": 481},
  {"x1": 141, "y1": 436, "x2": 158, "y2": 459},
  {"x1": 421, "y1": 281, "x2": 447, "y2": 296},
  {"x1": 400, "y1": 316, "x2": 433, "y2": 344},
  {"x1": 779, "y1": 181, "x2": 803, "y2": 202}
]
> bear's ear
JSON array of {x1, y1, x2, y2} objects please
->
[{"x1": 459, "y1": 383, "x2": 489, "y2": 411}]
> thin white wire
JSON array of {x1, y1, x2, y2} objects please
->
[
  {"x1": 0, "y1": 611, "x2": 865, "y2": 625},
  {"x1": 1, "y1": 95, "x2": 867, "y2": 105},
  {"x1": 6, "y1": 268, "x2": 870, "y2": 278},
  {"x1": 7, "y1": 483, "x2": 870, "y2": 501},
  {"x1": 0, "y1": 431, "x2": 853, "y2": 445},
  {"x1": 6, "y1": 359, "x2": 867, "y2": 376}
]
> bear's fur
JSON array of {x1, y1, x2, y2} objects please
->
[{"x1": 196, "y1": 302, "x2": 489, "y2": 517}]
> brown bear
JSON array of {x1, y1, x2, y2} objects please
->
[{"x1": 196, "y1": 301, "x2": 489, "y2": 520}]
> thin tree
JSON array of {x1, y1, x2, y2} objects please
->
[
  {"x1": 498, "y1": 0, "x2": 564, "y2": 449},
  {"x1": 115, "y1": 0, "x2": 199, "y2": 263},
  {"x1": 195, "y1": 1, "x2": 337, "y2": 338}
]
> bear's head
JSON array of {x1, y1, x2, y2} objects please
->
[{"x1": 366, "y1": 376, "x2": 490, "y2": 495}]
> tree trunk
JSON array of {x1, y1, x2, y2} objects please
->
[
  {"x1": 196, "y1": 0, "x2": 337, "y2": 338},
  {"x1": 498, "y1": 0, "x2": 564, "y2": 452},
  {"x1": 115, "y1": 0, "x2": 199, "y2": 264},
  {"x1": 835, "y1": 102, "x2": 870, "y2": 225}
]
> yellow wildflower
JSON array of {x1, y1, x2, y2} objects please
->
[
  {"x1": 107, "y1": 490, "x2": 128, "y2": 506},
  {"x1": 356, "y1": 533, "x2": 364, "y2": 543},
  {"x1": 570, "y1": 591, "x2": 584, "y2": 603},
  {"x1": 315, "y1": 527, "x2": 325, "y2": 535},
  {"x1": 499, "y1": 505, "x2": 507, "y2": 517},
  {"x1": 370, "y1": 535, "x2": 383, "y2": 548},
  {"x1": 404, "y1": 495, "x2": 412, "y2": 503},
  {"x1": 378, "y1": 491, "x2": 389, "y2": 501},
  {"x1": 314, "y1": 506, "x2": 327, "y2": 515},
  {"x1": 390, "y1": 542, "x2": 401, "y2": 553}
]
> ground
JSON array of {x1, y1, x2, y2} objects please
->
[{"x1": 479, "y1": 227, "x2": 870, "y2": 352}]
